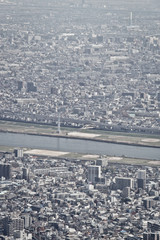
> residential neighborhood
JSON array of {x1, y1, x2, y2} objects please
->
[
  {"x1": 0, "y1": 0, "x2": 160, "y2": 133},
  {"x1": 0, "y1": 150, "x2": 160, "y2": 239}
]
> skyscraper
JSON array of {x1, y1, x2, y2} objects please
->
[
  {"x1": 137, "y1": 170, "x2": 146, "y2": 189},
  {"x1": 0, "y1": 164, "x2": 11, "y2": 179},
  {"x1": 88, "y1": 165, "x2": 101, "y2": 184}
]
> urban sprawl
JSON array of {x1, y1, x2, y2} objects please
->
[
  {"x1": 0, "y1": 150, "x2": 160, "y2": 239},
  {"x1": 0, "y1": 0, "x2": 160, "y2": 133},
  {"x1": 0, "y1": 1, "x2": 160, "y2": 240}
]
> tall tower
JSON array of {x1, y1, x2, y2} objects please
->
[
  {"x1": 57, "y1": 113, "x2": 61, "y2": 134},
  {"x1": 130, "y1": 12, "x2": 133, "y2": 26}
]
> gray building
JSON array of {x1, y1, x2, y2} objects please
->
[
  {"x1": 88, "y1": 165, "x2": 101, "y2": 184},
  {"x1": 115, "y1": 177, "x2": 134, "y2": 190}
]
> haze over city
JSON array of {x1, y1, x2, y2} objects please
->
[{"x1": 0, "y1": 0, "x2": 160, "y2": 240}]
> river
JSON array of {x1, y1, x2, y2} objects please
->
[{"x1": 0, "y1": 132, "x2": 160, "y2": 160}]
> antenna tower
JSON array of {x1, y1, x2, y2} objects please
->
[
  {"x1": 58, "y1": 113, "x2": 61, "y2": 134},
  {"x1": 130, "y1": 12, "x2": 133, "y2": 26}
]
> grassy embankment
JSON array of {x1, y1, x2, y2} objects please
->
[
  {"x1": 0, "y1": 120, "x2": 160, "y2": 147},
  {"x1": 0, "y1": 120, "x2": 160, "y2": 166}
]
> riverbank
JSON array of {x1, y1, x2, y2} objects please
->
[
  {"x1": 1, "y1": 146, "x2": 160, "y2": 167},
  {"x1": 0, "y1": 120, "x2": 160, "y2": 148},
  {"x1": 24, "y1": 149, "x2": 160, "y2": 166}
]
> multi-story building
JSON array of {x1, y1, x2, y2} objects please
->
[
  {"x1": 137, "y1": 170, "x2": 146, "y2": 189},
  {"x1": 122, "y1": 186, "x2": 130, "y2": 198},
  {"x1": 115, "y1": 177, "x2": 134, "y2": 190},
  {"x1": 88, "y1": 165, "x2": 101, "y2": 184},
  {"x1": 14, "y1": 149, "x2": 23, "y2": 158},
  {"x1": 143, "y1": 198, "x2": 155, "y2": 209},
  {"x1": 143, "y1": 232, "x2": 160, "y2": 240},
  {"x1": 147, "y1": 221, "x2": 160, "y2": 232},
  {"x1": 22, "y1": 168, "x2": 29, "y2": 182},
  {"x1": 3, "y1": 217, "x2": 24, "y2": 236},
  {"x1": 0, "y1": 164, "x2": 11, "y2": 180}
]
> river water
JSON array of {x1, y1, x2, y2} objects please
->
[{"x1": 0, "y1": 132, "x2": 160, "y2": 160}]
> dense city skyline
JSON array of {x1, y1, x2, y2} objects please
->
[
  {"x1": 0, "y1": 1, "x2": 160, "y2": 239},
  {"x1": 0, "y1": 0, "x2": 160, "y2": 134}
]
